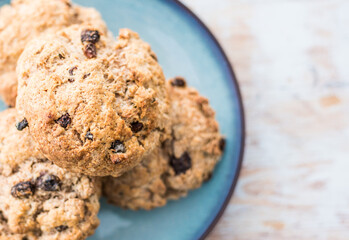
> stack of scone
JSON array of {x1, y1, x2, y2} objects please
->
[{"x1": 0, "y1": 0, "x2": 225, "y2": 239}]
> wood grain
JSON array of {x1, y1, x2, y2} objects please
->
[{"x1": 180, "y1": 0, "x2": 349, "y2": 239}]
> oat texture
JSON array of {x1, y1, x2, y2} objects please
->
[
  {"x1": 0, "y1": 109, "x2": 101, "y2": 240},
  {"x1": 16, "y1": 25, "x2": 169, "y2": 177},
  {"x1": 0, "y1": 0, "x2": 108, "y2": 107},
  {"x1": 103, "y1": 78, "x2": 224, "y2": 209}
]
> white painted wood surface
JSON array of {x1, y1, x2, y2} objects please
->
[{"x1": 180, "y1": 0, "x2": 349, "y2": 239}]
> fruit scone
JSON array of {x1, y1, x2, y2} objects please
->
[
  {"x1": 16, "y1": 25, "x2": 169, "y2": 177},
  {"x1": 0, "y1": 0, "x2": 109, "y2": 107},
  {"x1": 0, "y1": 109, "x2": 101, "y2": 240},
  {"x1": 102, "y1": 78, "x2": 225, "y2": 210}
]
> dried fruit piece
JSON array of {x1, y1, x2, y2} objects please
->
[
  {"x1": 68, "y1": 66, "x2": 77, "y2": 75},
  {"x1": 36, "y1": 174, "x2": 61, "y2": 191},
  {"x1": 85, "y1": 131, "x2": 93, "y2": 140},
  {"x1": 171, "y1": 77, "x2": 186, "y2": 87},
  {"x1": 170, "y1": 152, "x2": 191, "y2": 175},
  {"x1": 56, "y1": 113, "x2": 71, "y2": 129},
  {"x1": 16, "y1": 118, "x2": 28, "y2": 131},
  {"x1": 219, "y1": 138, "x2": 226, "y2": 151},
  {"x1": 84, "y1": 43, "x2": 97, "y2": 58},
  {"x1": 83, "y1": 73, "x2": 91, "y2": 79},
  {"x1": 55, "y1": 225, "x2": 68, "y2": 232},
  {"x1": 110, "y1": 140, "x2": 126, "y2": 153},
  {"x1": 205, "y1": 172, "x2": 213, "y2": 182},
  {"x1": 130, "y1": 122, "x2": 143, "y2": 133},
  {"x1": 81, "y1": 30, "x2": 100, "y2": 44},
  {"x1": 0, "y1": 211, "x2": 6, "y2": 222},
  {"x1": 58, "y1": 53, "x2": 65, "y2": 59},
  {"x1": 68, "y1": 78, "x2": 74, "y2": 83},
  {"x1": 150, "y1": 52, "x2": 158, "y2": 61},
  {"x1": 11, "y1": 181, "x2": 35, "y2": 199}
]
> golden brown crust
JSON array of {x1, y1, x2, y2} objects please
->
[
  {"x1": 164, "y1": 78, "x2": 223, "y2": 192},
  {"x1": 0, "y1": 109, "x2": 100, "y2": 240},
  {"x1": 103, "y1": 147, "x2": 168, "y2": 210},
  {"x1": 0, "y1": 0, "x2": 108, "y2": 107},
  {"x1": 103, "y1": 79, "x2": 224, "y2": 209},
  {"x1": 16, "y1": 25, "x2": 168, "y2": 177}
]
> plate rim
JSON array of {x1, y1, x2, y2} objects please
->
[
  {"x1": 0, "y1": 0, "x2": 245, "y2": 238},
  {"x1": 167, "y1": 0, "x2": 246, "y2": 239}
]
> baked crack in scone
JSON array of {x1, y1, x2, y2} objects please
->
[
  {"x1": 0, "y1": 109, "x2": 101, "y2": 240},
  {"x1": 16, "y1": 25, "x2": 169, "y2": 177},
  {"x1": 102, "y1": 78, "x2": 225, "y2": 210},
  {"x1": 0, "y1": 0, "x2": 109, "y2": 107}
]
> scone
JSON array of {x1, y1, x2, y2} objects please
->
[
  {"x1": 0, "y1": 0, "x2": 108, "y2": 107},
  {"x1": 0, "y1": 109, "x2": 101, "y2": 240},
  {"x1": 164, "y1": 77, "x2": 224, "y2": 193},
  {"x1": 102, "y1": 78, "x2": 225, "y2": 210},
  {"x1": 16, "y1": 25, "x2": 169, "y2": 177}
]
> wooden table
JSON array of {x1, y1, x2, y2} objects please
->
[{"x1": 181, "y1": 0, "x2": 349, "y2": 239}]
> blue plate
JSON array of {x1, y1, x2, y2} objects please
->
[{"x1": 0, "y1": 0, "x2": 245, "y2": 239}]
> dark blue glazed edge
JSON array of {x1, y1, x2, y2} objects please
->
[{"x1": 165, "y1": 1, "x2": 246, "y2": 239}]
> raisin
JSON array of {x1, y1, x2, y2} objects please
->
[
  {"x1": 130, "y1": 122, "x2": 143, "y2": 133},
  {"x1": 0, "y1": 211, "x2": 6, "y2": 222},
  {"x1": 16, "y1": 118, "x2": 28, "y2": 131},
  {"x1": 219, "y1": 138, "x2": 226, "y2": 151},
  {"x1": 169, "y1": 152, "x2": 191, "y2": 175},
  {"x1": 36, "y1": 174, "x2": 61, "y2": 191},
  {"x1": 11, "y1": 181, "x2": 35, "y2": 199},
  {"x1": 150, "y1": 52, "x2": 158, "y2": 61},
  {"x1": 171, "y1": 77, "x2": 186, "y2": 87},
  {"x1": 68, "y1": 78, "x2": 74, "y2": 83},
  {"x1": 83, "y1": 73, "x2": 91, "y2": 79},
  {"x1": 81, "y1": 30, "x2": 100, "y2": 44},
  {"x1": 110, "y1": 140, "x2": 126, "y2": 153},
  {"x1": 56, "y1": 113, "x2": 71, "y2": 129},
  {"x1": 205, "y1": 172, "x2": 213, "y2": 182},
  {"x1": 58, "y1": 53, "x2": 65, "y2": 59},
  {"x1": 55, "y1": 225, "x2": 68, "y2": 232},
  {"x1": 85, "y1": 131, "x2": 93, "y2": 140},
  {"x1": 22, "y1": 237, "x2": 28, "y2": 240},
  {"x1": 84, "y1": 43, "x2": 97, "y2": 58},
  {"x1": 68, "y1": 66, "x2": 77, "y2": 76}
]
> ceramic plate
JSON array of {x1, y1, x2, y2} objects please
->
[{"x1": 0, "y1": 0, "x2": 245, "y2": 239}]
